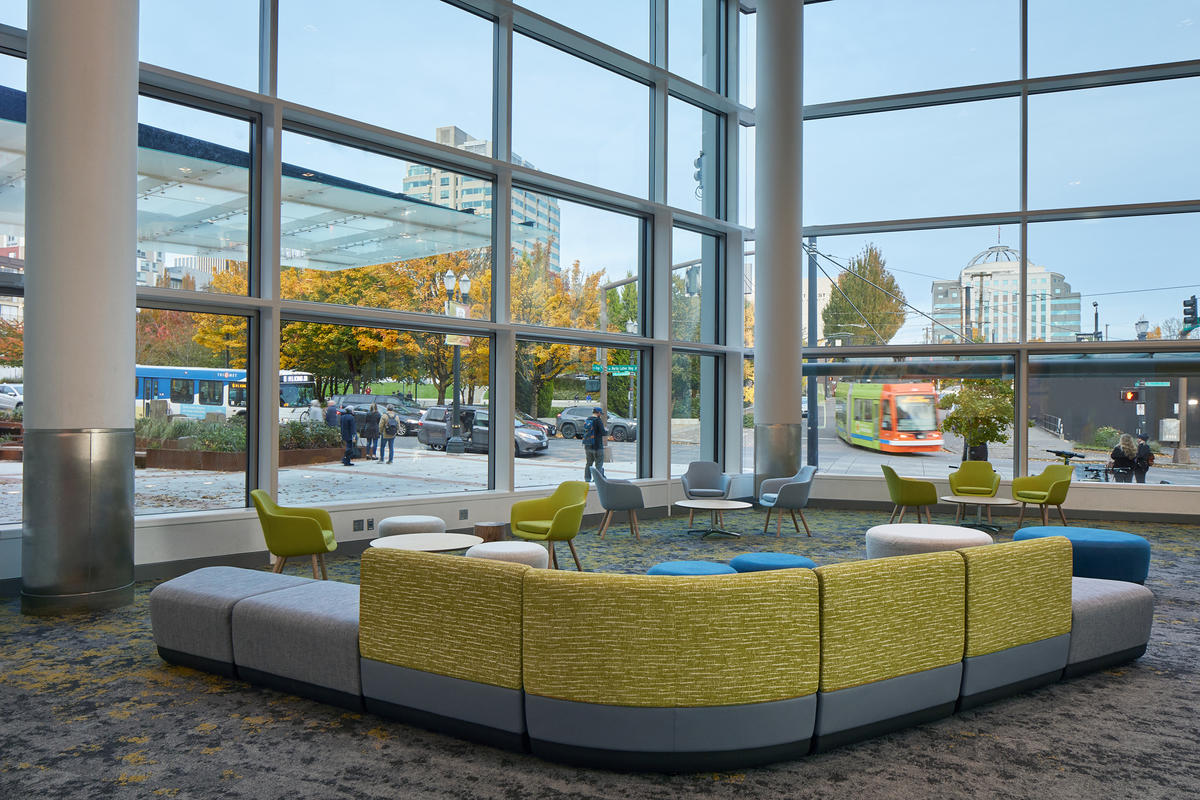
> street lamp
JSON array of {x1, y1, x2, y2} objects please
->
[{"x1": 443, "y1": 269, "x2": 471, "y2": 454}]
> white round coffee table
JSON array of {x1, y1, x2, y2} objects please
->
[
  {"x1": 939, "y1": 495, "x2": 1019, "y2": 533},
  {"x1": 675, "y1": 499, "x2": 752, "y2": 537},
  {"x1": 865, "y1": 523, "x2": 993, "y2": 559},
  {"x1": 369, "y1": 533, "x2": 484, "y2": 552}
]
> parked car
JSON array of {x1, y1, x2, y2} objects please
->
[
  {"x1": 417, "y1": 405, "x2": 548, "y2": 456},
  {"x1": 555, "y1": 406, "x2": 638, "y2": 441},
  {"x1": 0, "y1": 383, "x2": 21, "y2": 410},
  {"x1": 516, "y1": 408, "x2": 556, "y2": 437},
  {"x1": 330, "y1": 393, "x2": 424, "y2": 435}
]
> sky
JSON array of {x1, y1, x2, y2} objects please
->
[{"x1": 1, "y1": 0, "x2": 1198, "y2": 343}]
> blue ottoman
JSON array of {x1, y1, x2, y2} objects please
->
[
  {"x1": 1013, "y1": 527, "x2": 1150, "y2": 584},
  {"x1": 647, "y1": 560, "x2": 737, "y2": 576},
  {"x1": 730, "y1": 553, "x2": 817, "y2": 572}
]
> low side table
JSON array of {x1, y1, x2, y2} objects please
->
[
  {"x1": 675, "y1": 499, "x2": 752, "y2": 537},
  {"x1": 866, "y1": 523, "x2": 993, "y2": 559},
  {"x1": 939, "y1": 495, "x2": 1019, "y2": 533},
  {"x1": 473, "y1": 521, "x2": 507, "y2": 542},
  {"x1": 369, "y1": 533, "x2": 483, "y2": 552}
]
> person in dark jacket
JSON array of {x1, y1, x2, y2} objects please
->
[
  {"x1": 364, "y1": 403, "x2": 381, "y2": 459},
  {"x1": 339, "y1": 404, "x2": 358, "y2": 466},
  {"x1": 1134, "y1": 433, "x2": 1153, "y2": 484},
  {"x1": 582, "y1": 406, "x2": 606, "y2": 481},
  {"x1": 1109, "y1": 433, "x2": 1137, "y2": 483},
  {"x1": 324, "y1": 399, "x2": 338, "y2": 427}
]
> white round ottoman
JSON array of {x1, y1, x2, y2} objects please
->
[
  {"x1": 866, "y1": 523, "x2": 993, "y2": 559},
  {"x1": 377, "y1": 515, "x2": 446, "y2": 536},
  {"x1": 464, "y1": 541, "x2": 550, "y2": 569}
]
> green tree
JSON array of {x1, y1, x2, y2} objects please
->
[
  {"x1": 822, "y1": 244, "x2": 906, "y2": 345},
  {"x1": 938, "y1": 379, "x2": 1015, "y2": 461}
]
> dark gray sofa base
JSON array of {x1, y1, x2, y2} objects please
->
[
  {"x1": 958, "y1": 634, "x2": 1071, "y2": 711},
  {"x1": 1063, "y1": 644, "x2": 1148, "y2": 679},
  {"x1": 530, "y1": 739, "x2": 812, "y2": 773},
  {"x1": 812, "y1": 701, "x2": 957, "y2": 753},
  {"x1": 957, "y1": 669, "x2": 1064, "y2": 711},
  {"x1": 157, "y1": 646, "x2": 237, "y2": 679},
  {"x1": 365, "y1": 697, "x2": 528, "y2": 752},
  {"x1": 238, "y1": 665, "x2": 364, "y2": 712}
]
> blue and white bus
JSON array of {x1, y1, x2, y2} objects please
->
[{"x1": 136, "y1": 365, "x2": 318, "y2": 422}]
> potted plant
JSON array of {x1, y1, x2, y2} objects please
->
[{"x1": 938, "y1": 379, "x2": 1014, "y2": 462}]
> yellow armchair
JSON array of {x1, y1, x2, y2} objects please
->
[
  {"x1": 511, "y1": 481, "x2": 589, "y2": 570},
  {"x1": 1011, "y1": 465, "x2": 1073, "y2": 526},
  {"x1": 948, "y1": 461, "x2": 1001, "y2": 523},
  {"x1": 250, "y1": 489, "x2": 337, "y2": 579},
  {"x1": 880, "y1": 465, "x2": 938, "y2": 524}
]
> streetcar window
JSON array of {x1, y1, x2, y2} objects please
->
[
  {"x1": 198, "y1": 380, "x2": 224, "y2": 405},
  {"x1": 895, "y1": 395, "x2": 937, "y2": 431},
  {"x1": 169, "y1": 379, "x2": 194, "y2": 403},
  {"x1": 881, "y1": 402, "x2": 892, "y2": 431}
]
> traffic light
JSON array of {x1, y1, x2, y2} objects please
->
[
  {"x1": 1120, "y1": 388, "x2": 1141, "y2": 403},
  {"x1": 1184, "y1": 295, "x2": 1199, "y2": 328}
]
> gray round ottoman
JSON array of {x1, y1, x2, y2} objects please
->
[
  {"x1": 465, "y1": 541, "x2": 549, "y2": 568},
  {"x1": 377, "y1": 515, "x2": 446, "y2": 536},
  {"x1": 866, "y1": 523, "x2": 993, "y2": 559}
]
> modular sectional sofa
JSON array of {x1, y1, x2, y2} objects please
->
[{"x1": 149, "y1": 536, "x2": 1154, "y2": 771}]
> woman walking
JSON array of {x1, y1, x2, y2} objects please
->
[
  {"x1": 1109, "y1": 433, "x2": 1138, "y2": 483},
  {"x1": 364, "y1": 403, "x2": 381, "y2": 459}
]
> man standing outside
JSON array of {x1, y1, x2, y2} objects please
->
[
  {"x1": 378, "y1": 404, "x2": 400, "y2": 464},
  {"x1": 582, "y1": 406, "x2": 606, "y2": 481},
  {"x1": 324, "y1": 399, "x2": 338, "y2": 427},
  {"x1": 1134, "y1": 433, "x2": 1154, "y2": 484},
  {"x1": 339, "y1": 404, "x2": 358, "y2": 466}
]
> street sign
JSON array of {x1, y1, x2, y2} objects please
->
[
  {"x1": 445, "y1": 300, "x2": 470, "y2": 346},
  {"x1": 1134, "y1": 380, "x2": 1171, "y2": 387},
  {"x1": 590, "y1": 364, "x2": 638, "y2": 375}
]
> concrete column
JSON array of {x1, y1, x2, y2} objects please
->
[
  {"x1": 22, "y1": 0, "x2": 139, "y2": 613},
  {"x1": 753, "y1": 0, "x2": 804, "y2": 486}
]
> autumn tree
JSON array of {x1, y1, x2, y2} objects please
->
[
  {"x1": 0, "y1": 318, "x2": 23, "y2": 366},
  {"x1": 938, "y1": 379, "x2": 1015, "y2": 462},
  {"x1": 821, "y1": 244, "x2": 906, "y2": 345},
  {"x1": 137, "y1": 308, "x2": 218, "y2": 366}
]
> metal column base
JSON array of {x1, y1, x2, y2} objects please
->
[
  {"x1": 754, "y1": 423, "x2": 806, "y2": 492},
  {"x1": 22, "y1": 584, "x2": 135, "y2": 615}
]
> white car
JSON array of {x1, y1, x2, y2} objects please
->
[{"x1": 0, "y1": 383, "x2": 21, "y2": 410}]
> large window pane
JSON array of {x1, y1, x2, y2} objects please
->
[
  {"x1": 804, "y1": 0, "x2": 1019, "y2": 105},
  {"x1": 738, "y1": 124, "x2": 754, "y2": 227},
  {"x1": 667, "y1": 96, "x2": 722, "y2": 217},
  {"x1": 672, "y1": 227, "x2": 722, "y2": 343},
  {"x1": 808, "y1": 225, "x2": 1020, "y2": 347},
  {"x1": 1029, "y1": 353, "x2": 1200, "y2": 486},
  {"x1": 515, "y1": 342, "x2": 643, "y2": 489},
  {"x1": 513, "y1": 35, "x2": 650, "y2": 198},
  {"x1": 671, "y1": 351, "x2": 722, "y2": 475},
  {"x1": 279, "y1": 0, "x2": 492, "y2": 145},
  {"x1": 1030, "y1": 1, "x2": 1200, "y2": 78},
  {"x1": 280, "y1": 131, "x2": 505, "y2": 319},
  {"x1": 668, "y1": 0, "x2": 723, "y2": 91},
  {"x1": 1028, "y1": 215, "x2": 1200, "y2": 345},
  {"x1": 137, "y1": 97, "x2": 251, "y2": 296},
  {"x1": 135, "y1": 310, "x2": 250, "y2": 515},
  {"x1": 141, "y1": 1, "x2": 259, "y2": 91},
  {"x1": 815, "y1": 357, "x2": 1015, "y2": 479},
  {"x1": 1029, "y1": 79, "x2": 1200, "y2": 210},
  {"x1": 0, "y1": 56, "x2": 23, "y2": 525},
  {"x1": 518, "y1": 1, "x2": 650, "y2": 60},
  {"x1": 738, "y1": 10, "x2": 756, "y2": 107},
  {"x1": 803, "y1": 99, "x2": 1020, "y2": 226},
  {"x1": 278, "y1": 321, "x2": 492, "y2": 505},
  {"x1": 511, "y1": 192, "x2": 642, "y2": 335}
]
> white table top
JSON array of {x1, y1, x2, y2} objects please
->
[
  {"x1": 675, "y1": 499, "x2": 752, "y2": 511},
  {"x1": 939, "y1": 495, "x2": 1019, "y2": 506},
  {"x1": 867, "y1": 523, "x2": 992, "y2": 541},
  {"x1": 369, "y1": 533, "x2": 484, "y2": 552}
]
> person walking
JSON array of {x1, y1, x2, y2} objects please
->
[
  {"x1": 378, "y1": 404, "x2": 400, "y2": 464},
  {"x1": 338, "y1": 404, "x2": 358, "y2": 466},
  {"x1": 364, "y1": 403, "x2": 381, "y2": 459},
  {"x1": 1134, "y1": 433, "x2": 1154, "y2": 484},
  {"x1": 324, "y1": 399, "x2": 338, "y2": 427},
  {"x1": 582, "y1": 406, "x2": 606, "y2": 481},
  {"x1": 1109, "y1": 433, "x2": 1138, "y2": 483}
]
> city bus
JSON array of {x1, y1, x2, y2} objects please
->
[
  {"x1": 834, "y1": 381, "x2": 944, "y2": 453},
  {"x1": 136, "y1": 365, "x2": 317, "y2": 422}
]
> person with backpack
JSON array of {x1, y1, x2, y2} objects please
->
[
  {"x1": 378, "y1": 404, "x2": 400, "y2": 464},
  {"x1": 364, "y1": 403, "x2": 381, "y2": 459},
  {"x1": 582, "y1": 406, "x2": 606, "y2": 481},
  {"x1": 1134, "y1": 433, "x2": 1154, "y2": 484}
]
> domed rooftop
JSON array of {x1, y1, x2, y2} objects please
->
[{"x1": 966, "y1": 244, "x2": 1021, "y2": 266}]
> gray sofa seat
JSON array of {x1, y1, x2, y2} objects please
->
[{"x1": 1064, "y1": 576, "x2": 1155, "y2": 678}]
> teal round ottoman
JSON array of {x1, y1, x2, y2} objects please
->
[
  {"x1": 1013, "y1": 526, "x2": 1150, "y2": 584},
  {"x1": 729, "y1": 553, "x2": 817, "y2": 572},
  {"x1": 647, "y1": 560, "x2": 736, "y2": 576}
]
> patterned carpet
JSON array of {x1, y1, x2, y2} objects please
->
[{"x1": 2, "y1": 507, "x2": 1198, "y2": 799}]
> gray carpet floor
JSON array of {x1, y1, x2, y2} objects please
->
[{"x1": 2, "y1": 508, "x2": 1198, "y2": 799}]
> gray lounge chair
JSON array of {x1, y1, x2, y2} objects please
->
[
  {"x1": 591, "y1": 467, "x2": 644, "y2": 540},
  {"x1": 680, "y1": 461, "x2": 733, "y2": 526},
  {"x1": 759, "y1": 465, "x2": 816, "y2": 537}
]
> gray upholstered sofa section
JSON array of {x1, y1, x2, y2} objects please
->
[
  {"x1": 812, "y1": 663, "x2": 962, "y2": 752},
  {"x1": 231, "y1": 580, "x2": 362, "y2": 710},
  {"x1": 149, "y1": 567, "x2": 313, "y2": 677},
  {"x1": 958, "y1": 633, "x2": 1070, "y2": 710},
  {"x1": 1065, "y1": 577, "x2": 1155, "y2": 678}
]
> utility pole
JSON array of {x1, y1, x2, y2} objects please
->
[{"x1": 1177, "y1": 296, "x2": 1197, "y2": 464}]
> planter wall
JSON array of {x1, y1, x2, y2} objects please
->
[{"x1": 142, "y1": 447, "x2": 345, "y2": 472}]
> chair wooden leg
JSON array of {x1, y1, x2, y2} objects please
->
[
  {"x1": 1041, "y1": 505, "x2": 1049, "y2": 525},
  {"x1": 763, "y1": 507, "x2": 772, "y2": 533},
  {"x1": 797, "y1": 509, "x2": 811, "y2": 537},
  {"x1": 547, "y1": 542, "x2": 557, "y2": 569},
  {"x1": 718, "y1": 510, "x2": 724, "y2": 526},
  {"x1": 1017, "y1": 503, "x2": 1026, "y2": 527},
  {"x1": 888, "y1": 505, "x2": 898, "y2": 523},
  {"x1": 987, "y1": 506, "x2": 993, "y2": 523},
  {"x1": 924, "y1": 506, "x2": 932, "y2": 524},
  {"x1": 318, "y1": 553, "x2": 328, "y2": 581},
  {"x1": 897, "y1": 506, "x2": 907, "y2": 523},
  {"x1": 790, "y1": 509, "x2": 801, "y2": 533},
  {"x1": 1057, "y1": 505, "x2": 1068, "y2": 526},
  {"x1": 311, "y1": 554, "x2": 320, "y2": 579},
  {"x1": 776, "y1": 511, "x2": 782, "y2": 537},
  {"x1": 272, "y1": 556, "x2": 286, "y2": 574},
  {"x1": 688, "y1": 508, "x2": 695, "y2": 526},
  {"x1": 630, "y1": 510, "x2": 641, "y2": 541},
  {"x1": 567, "y1": 539, "x2": 583, "y2": 571},
  {"x1": 598, "y1": 510, "x2": 612, "y2": 539}
]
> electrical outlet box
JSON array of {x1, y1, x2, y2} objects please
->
[
  {"x1": 353, "y1": 519, "x2": 364, "y2": 532},
  {"x1": 367, "y1": 518, "x2": 374, "y2": 531},
  {"x1": 459, "y1": 509, "x2": 469, "y2": 520}
]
